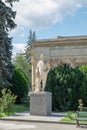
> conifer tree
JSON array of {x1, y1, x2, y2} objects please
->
[
  {"x1": 25, "y1": 29, "x2": 36, "y2": 61},
  {"x1": 0, "y1": 0, "x2": 18, "y2": 88}
]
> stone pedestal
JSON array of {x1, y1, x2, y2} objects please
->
[{"x1": 30, "y1": 92, "x2": 52, "y2": 116}]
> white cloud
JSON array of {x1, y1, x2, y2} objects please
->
[
  {"x1": 13, "y1": 0, "x2": 87, "y2": 31},
  {"x1": 13, "y1": 43, "x2": 26, "y2": 52},
  {"x1": 78, "y1": 0, "x2": 87, "y2": 6},
  {"x1": 12, "y1": 43, "x2": 26, "y2": 58},
  {"x1": 19, "y1": 33, "x2": 26, "y2": 37},
  {"x1": 10, "y1": 0, "x2": 87, "y2": 55}
]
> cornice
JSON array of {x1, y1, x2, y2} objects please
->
[{"x1": 33, "y1": 35, "x2": 87, "y2": 47}]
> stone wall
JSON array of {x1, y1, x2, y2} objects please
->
[{"x1": 33, "y1": 36, "x2": 87, "y2": 65}]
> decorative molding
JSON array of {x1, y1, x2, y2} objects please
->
[{"x1": 33, "y1": 35, "x2": 87, "y2": 47}]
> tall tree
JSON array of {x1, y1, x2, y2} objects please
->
[
  {"x1": 13, "y1": 53, "x2": 31, "y2": 93},
  {"x1": 25, "y1": 29, "x2": 36, "y2": 62},
  {"x1": 0, "y1": 0, "x2": 18, "y2": 88},
  {"x1": 13, "y1": 53, "x2": 31, "y2": 81}
]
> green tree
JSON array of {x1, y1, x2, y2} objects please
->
[
  {"x1": 25, "y1": 29, "x2": 36, "y2": 61},
  {"x1": 79, "y1": 64, "x2": 87, "y2": 106},
  {"x1": 45, "y1": 64, "x2": 86, "y2": 111},
  {"x1": 0, "y1": 0, "x2": 18, "y2": 88},
  {"x1": 13, "y1": 53, "x2": 31, "y2": 81},
  {"x1": 10, "y1": 67, "x2": 29, "y2": 103}
]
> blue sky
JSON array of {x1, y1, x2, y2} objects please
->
[{"x1": 10, "y1": 0, "x2": 87, "y2": 56}]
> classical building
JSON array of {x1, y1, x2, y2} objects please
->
[{"x1": 29, "y1": 35, "x2": 87, "y2": 91}]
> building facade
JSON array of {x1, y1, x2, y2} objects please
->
[{"x1": 29, "y1": 35, "x2": 87, "y2": 91}]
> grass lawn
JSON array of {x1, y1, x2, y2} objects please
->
[
  {"x1": 60, "y1": 111, "x2": 76, "y2": 123},
  {"x1": 60, "y1": 112, "x2": 87, "y2": 125},
  {"x1": 0, "y1": 104, "x2": 29, "y2": 117},
  {"x1": 60, "y1": 117, "x2": 76, "y2": 123},
  {"x1": 12, "y1": 104, "x2": 29, "y2": 113}
]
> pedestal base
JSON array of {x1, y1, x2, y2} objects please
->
[{"x1": 30, "y1": 92, "x2": 52, "y2": 116}]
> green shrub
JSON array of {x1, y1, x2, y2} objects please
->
[
  {"x1": 79, "y1": 64, "x2": 87, "y2": 106},
  {"x1": 65, "y1": 111, "x2": 76, "y2": 120},
  {"x1": 45, "y1": 64, "x2": 86, "y2": 111},
  {"x1": 0, "y1": 88, "x2": 16, "y2": 116},
  {"x1": 10, "y1": 67, "x2": 29, "y2": 103}
]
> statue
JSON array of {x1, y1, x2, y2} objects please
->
[
  {"x1": 70, "y1": 58, "x2": 76, "y2": 68},
  {"x1": 35, "y1": 54, "x2": 50, "y2": 92}
]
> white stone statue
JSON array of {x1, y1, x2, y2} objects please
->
[
  {"x1": 70, "y1": 58, "x2": 76, "y2": 68},
  {"x1": 35, "y1": 54, "x2": 50, "y2": 92}
]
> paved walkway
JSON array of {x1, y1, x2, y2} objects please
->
[
  {"x1": 0, "y1": 111, "x2": 65, "y2": 123},
  {"x1": 0, "y1": 112, "x2": 87, "y2": 130},
  {"x1": 0, "y1": 120, "x2": 86, "y2": 130}
]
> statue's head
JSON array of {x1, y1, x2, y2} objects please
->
[
  {"x1": 40, "y1": 54, "x2": 47, "y2": 63},
  {"x1": 40, "y1": 54, "x2": 45, "y2": 59}
]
